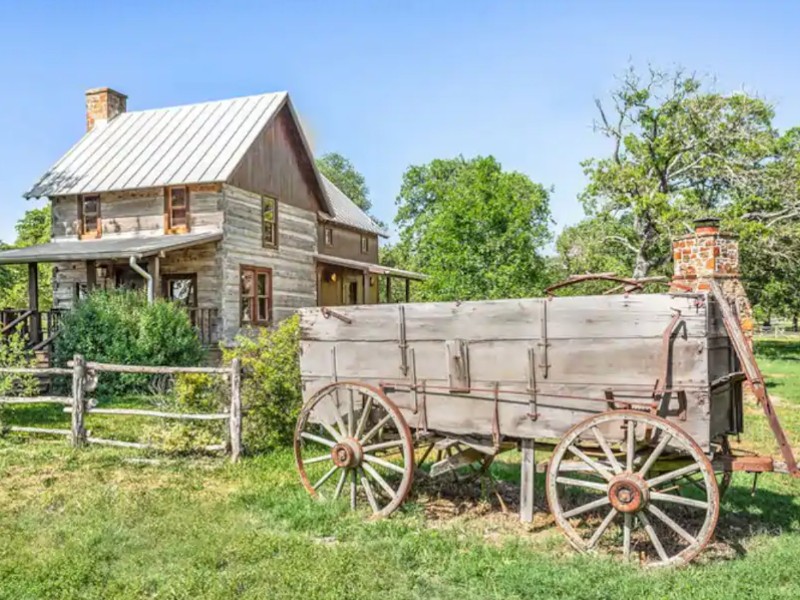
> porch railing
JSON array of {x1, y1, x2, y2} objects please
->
[{"x1": 186, "y1": 307, "x2": 220, "y2": 346}]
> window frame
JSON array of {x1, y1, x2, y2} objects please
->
[
  {"x1": 162, "y1": 273, "x2": 198, "y2": 307},
  {"x1": 78, "y1": 194, "x2": 102, "y2": 239},
  {"x1": 165, "y1": 186, "x2": 191, "y2": 234},
  {"x1": 360, "y1": 235, "x2": 369, "y2": 254},
  {"x1": 262, "y1": 196, "x2": 278, "y2": 248},
  {"x1": 324, "y1": 226, "x2": 334, "y2": 247},
  {"x1": 240, "y1": 265, "x2": 273, "y2": 327}
]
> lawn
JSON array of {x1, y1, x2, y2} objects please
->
[{"x1": 1, "y1": 341, "x2": 799, "y2": 599}]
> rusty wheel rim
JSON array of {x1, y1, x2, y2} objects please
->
[
  {"x1": 546, "y1": 410, "x2": 720, "y2": 568},
  {"x1": 294, "y1": 381, "x2": 414, "y2": 518}
]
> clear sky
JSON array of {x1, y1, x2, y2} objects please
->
[{"x1": 1, "y1": 0, "x2": 799, "y2": 244}]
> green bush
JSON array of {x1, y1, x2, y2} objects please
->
[
  {"x1": 0, "y1": 332, "x2": 39, "y2": 396},
  {"x1": 222, "y1": 314, "x2": 302, "y2": 453},
  {"x1": 53, "y1": 290, "x2": 205, "y2": 398}
]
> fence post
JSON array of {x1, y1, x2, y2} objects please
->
[
  {"x1": 71, "y1": 354, "x2": 86, "y2": 447},
  {"x1": 229, "y1": 357, "x2": 242, "y2": 463}
]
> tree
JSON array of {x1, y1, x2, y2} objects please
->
[
  {"x1": 0, "y1": 206, "x2": 53, "y2": 309},
  {"x1": 316, "y1": 152, "x2": 372, "y2": 212},
  {"x1": 581, "y1": 66, "x2": 776, "y2": 278},
  {"x1": 391, "y1": 156, "x2": 552, "y2": 301}
]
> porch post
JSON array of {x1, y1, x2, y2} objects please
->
[
  {"x1": 28, "y1": 262, "x2": 40, "y2": 345},
  {"x1": 405, "y1": 277, "x2": 410, "y2": 303},
  {"x1": 86, "y1": 260, "x2": 97, "y2": 291},
  {"x1": 362, "y1": 270, "x2": 370, "y2": 305},
  {"x1": 149, "y1": 256, "x2": 161, "y2": 299},
  {"x1": 386, "y1": 276, "x2": 392, "y2": 303}
]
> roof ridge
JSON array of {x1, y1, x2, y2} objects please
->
[{"x1": 121, "y1": 91, "x2": 288, "y2": 116}]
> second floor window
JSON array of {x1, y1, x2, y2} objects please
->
[
  {"x1": 262, "y1": 196, "x2": 277, "y2": 247},
  {"x1": 324, "y1": 227, "x2": 333, "y2": 247},
  {"x1": 78, "y1": 195, "x2": 101, "y2": 238},
  {"x1": 241, "y1": 266, "x2": 272, "y2": 326},
  {"x1": 166, "y1": 187, "x2": 190, "y2": 233},
  {"x1": 360, "y1": 235, "x2": 369, "y2": 254}
]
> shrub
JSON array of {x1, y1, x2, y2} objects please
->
[
  {"x1": 53, "y1": 290, "x2": 205, "y2": 398},
  {"x1": 0, "y1": 332, "x2": 39, "y2": 396},
  {"x1": 222, "y1": 314, "x2": 302, "y2": 453}
]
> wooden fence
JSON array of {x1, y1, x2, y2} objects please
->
[{"x1": 0, "y1": 355, "x2": 243, "y2": 462}]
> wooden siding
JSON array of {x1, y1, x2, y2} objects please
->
[
  {"x1": 317, "y1": 264, "x2": 379, "y2": 306},
  {"x1": 318, "y1": 224, "x2": 379, "y2": 263},
  {"x1": 219, "y1": 184, "x2": 317, "y2": 339},
  {"x1": 228, "y1": 105, "x2": 327, "y2": 214},
  {"x1": 159, "y1": 242, "x2": 222, "y2": 309},
  {"x1": 51, "y1": 186, "x2": 224, "y2": 241}
]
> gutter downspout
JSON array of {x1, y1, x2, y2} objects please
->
[{"x1": 129, "y1": 256, "x2": 154, "y2": 303}]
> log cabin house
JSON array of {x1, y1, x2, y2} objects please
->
[{"x1": 0, "y1": 88, "x2": 424, "y2": 351}]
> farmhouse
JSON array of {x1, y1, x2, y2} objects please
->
[{"x1": 0, "y1": 88, "x2": 423, "y2": 350}]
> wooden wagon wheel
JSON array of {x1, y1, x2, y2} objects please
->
[
  {"x1": 294, "y1": 381, "x2": 415, "y2": 518},
  {"x1": 546, "y1": 410, "x2": 720, "y2": 568}
]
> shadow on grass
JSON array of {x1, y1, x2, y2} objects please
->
[{"x1": 755, "y1": 339, "x2": 800, "y2": 361}]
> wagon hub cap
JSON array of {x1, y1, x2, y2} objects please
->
[
  {"x1": 608, "y1": 474, "x2": 648, "y2": 513},
  {"x1": 331, "y1": 439, "x2": 362, "y2": 468}
]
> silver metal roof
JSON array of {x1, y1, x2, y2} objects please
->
[
  {"x1": 316, "y1": 253, "x2": 426, "y2": 280},
  {"x1": 0, "y1": 231, "x2": 222, "y2": 264},
  {"x1": 25, "y1": 93, "x2": 289, "y2": 198},
  {"x1": 320, "y1": 175, "x2": 387, "y2": 237}
]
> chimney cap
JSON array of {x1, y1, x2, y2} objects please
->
[
  {"x1": 85, "y1": 87, "x2": 128, "y2": 99},
  {"x1": 693, "y1": 216, "x2": 721, "y2": 232}
]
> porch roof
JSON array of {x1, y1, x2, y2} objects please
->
[
  {"x1": 0, "y1": 231, "x2": 222, "y2": 265},
  {"x1": 315, "y1": 253, "x2": 427, "y2": 281}
]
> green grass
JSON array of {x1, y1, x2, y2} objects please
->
[{"x1": 1, "y1": 343, "x2": 800, "y2": 599}]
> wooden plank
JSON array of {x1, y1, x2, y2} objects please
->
[
  {"x1": 229, "y1": 358, "x2": 243, "y2": 462},
  {"x1": 7, "y1": 426, "x2": 71, "y2": 436},
  {"x1": 520, "y1": 438, "x2": 535, "y2": 523},
  {"x1": 76, "y1": 362, "x2": 230, "y2": 374},
  {"x1": 0, "y1": 367, "x2": 72, "y2": 375},
  {"x1": 0, "y1": 396, "x2": 71, "y2": 405},
  {"x1": 63, "y1": 407, "x2": 229, "y2": 420}
]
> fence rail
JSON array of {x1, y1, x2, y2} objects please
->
[{"x1": 0, "y1": 356, "x2": 242, "y2": 462}]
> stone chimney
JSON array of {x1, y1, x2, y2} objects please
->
[
  {"x1": 85, "y1": 87, "x2": 127, "y2": 131},
  {"x1": 671, "y1": 217, "x2": 754, "y2": 334}
]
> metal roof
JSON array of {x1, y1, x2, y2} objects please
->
[
  {"x1": 25, "y1": 93, "x2": 289, "y2": 199},
  {"x1": 0, "y1": 231, "x2": 222, "y2": 264},
  {"x1": 316, "y1": 253, "x2": 426, "y2": 280},
  {"x1": 319, "y1": 175, "x2": 387, "y2": 237}
]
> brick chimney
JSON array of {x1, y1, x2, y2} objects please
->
[
  {"x1": 671, "y1": 217, "x2": 754, "y2": 334},
  {"x1": 85, "y1": 87, "x2": 127, "y2": 131}
]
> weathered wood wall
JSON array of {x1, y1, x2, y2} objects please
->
[
  {"x1": 318, "y1": 224, "x2": 379, "y2": 264},
  {"x1": 51, "y1": 186, "x2": 224, "y2": 241},
  {"x1": 299, "y1": 294, "x2": 734, "y2": 450},
  {"x1": 219, "y1": 184, "x2": 317, "y2": 339},
  {"x1": 317, "y1": 263, "x2": 379, "y2": 306},
  {"x1": 159, "y1": 242, "x2": 221, "y2": 309}
]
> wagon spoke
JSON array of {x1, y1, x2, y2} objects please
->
[
  {"x1": 592, "y1": 427, "x2": 623, "y2": 474},
  {"x1": 301, "y1": 431, "x2": 336, "y2": 448},
  {"x1": 313, "y1": 465, "x2": 339, "y2": 490},
  {"x1": 555, "y1": 476, "x2": 608, "y2": 492},
  {"x1": 562, "y1": 496, "x2": 610, "y2": 519},
  {"x1": 587, "y1": 508, "x2": 619, "y2": 549},
  {"x1": 362, "y1": 439, "x2": 405, "y2": 453},
  {"x1": 328, "y1": 392, "x2": 348, "y2": 439},
  {"x1": 363, "y1": 454, "x2": 407, "y2": 475},
  {"x1": 318, "y1": 420, "x2": 343, "y2": 444},
  {"x1": 647, "y1": 463, "x2": 701, "y2": 488},
  {"x1": 650, "y1": 492, "x2": 708, "y2": 510},
  {"x1": 622, "y1": 513, "x2": 632, "y2": 560},
  {"x1": 626, "y1": 419, "x2": 635, "y2": 472},
  {"x1": 647, "y1": 504, "x2": 697, "y2": 545},
  {"x1": 333, "y1": 468, "x2": 348, "y2": 499},
  {"x1": 362, "y1": 462, "x2": 396, "y2": 500},
  {"x1": 637, "y1": 433, "x2": 672, "y2": 478},
  {"x1": 639, "y1": 512, "x2": 669, "y2": 563},
  {"x1": 360, "y1": 469, "x2": 380, "y2": 513},
  {"x1": 303, "y1": 454, "x2": 332, "y2": 465},
  {"x1": 568, "y1": 445, "x2": 614, "y2": 481},
  {"x1": 361, "y1": 413, "x2": 393, "y2": 445},
  {"x1": 355, "y1": 396, "x2": 373, "y2": 439}
]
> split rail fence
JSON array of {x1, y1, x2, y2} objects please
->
[{"x1": 0, "y1": 355, "x2": 243, "y2": 462}]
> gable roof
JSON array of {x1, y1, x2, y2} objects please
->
[
  {"x1": 320, "y1": 175, "x2": 387, "y2": 237},
  {"x1": 24, "y1": 92, "x2": 332, "y2": 214}
]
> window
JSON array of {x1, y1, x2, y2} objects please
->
[
  {"x1": 78, "y1": 195, "x2": 101, "y2": 238},
  {"x1": 163, "y1": 274, "x2": 197, "y2": 307},
  {"x1": 360, "y1": 235, "x2": 369, "y2": 254},
  {"x1": 262, "y1": 196, "x2": 277, "y2": 247},
  {"x1": 324, "y1": 227, "x2": 334, "y2": 247},
  {"x1": 165, "y1": 186, "x2": 190, "y2": 233},
  {"x1": 240, "y1": 266, "x2": 272, "y2": 326}
]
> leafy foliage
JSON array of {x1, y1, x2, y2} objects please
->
[
  {"x1": 0, "y1": 333, "x2": 39, "y2": 397},
  {"x1": 390, "y1": 156, "x2": 552, "y2": 301},
  {"x1": 53, "y1": 290, "x2": 204, "y2": 398},
  {"x1": 222, "y1": 315, "x2": 302, "y2": 453},
  {"x1": 0, "y1": 206, "x2": 53, "y2": 309},
  {"x1": 316, "y1": 152, "x2": 372, "y2": 213}
]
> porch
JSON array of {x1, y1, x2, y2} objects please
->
[
  {"x1": 316, "y1": 254, "x2": 426, "y2": 306},
  {"x1": 0, "y1": 232, "x2": 223, "y2": 351}
]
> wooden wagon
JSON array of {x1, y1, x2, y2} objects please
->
[{"x1": 294, "y1": 281, "x2": 799, "y2": 567}]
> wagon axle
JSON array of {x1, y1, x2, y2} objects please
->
[{"x1": 608, "y1": 475, "x2": 648, "y2": 513}]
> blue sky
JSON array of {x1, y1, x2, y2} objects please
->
[{"x1": 2, "y1": 0, "x2": 800, "y2": 244}]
